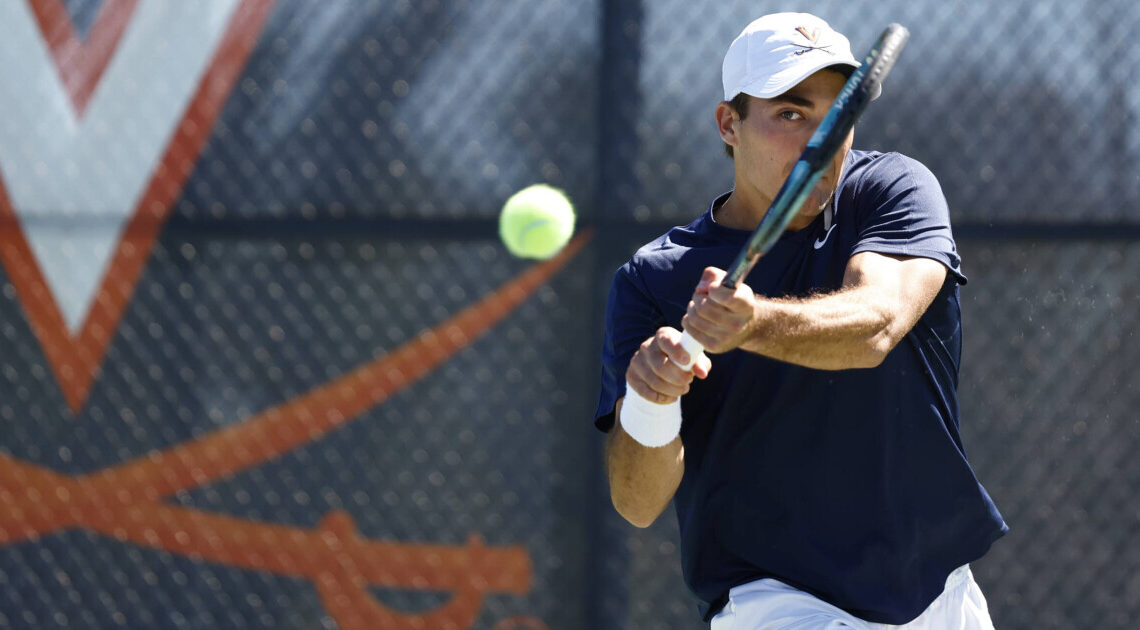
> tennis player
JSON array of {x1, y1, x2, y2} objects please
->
[{"x1": 594, "y1": 13, "x2": 1007, "y2": 628}]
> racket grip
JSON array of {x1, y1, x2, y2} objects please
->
[{"x1": 672, "y1": 329, "x2": 706, "y2": 371}]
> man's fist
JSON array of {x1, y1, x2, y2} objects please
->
[
  {"x1": 625, "y1": 326, "x2": 712, "y2": 405},
  {"x1": 681, "y1": 266, "x2": 759, "y2": 354}
]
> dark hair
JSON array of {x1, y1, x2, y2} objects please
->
[
  {"x1": 722, "y1": 66, "x2": 853, "y2": 159},
  {"x1": 723, "y1": 92, "x2": 751, "y2": 158}
]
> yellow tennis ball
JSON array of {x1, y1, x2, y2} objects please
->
[{"x1": 498, "y1": 184, "x2": 576, "y2": 259}]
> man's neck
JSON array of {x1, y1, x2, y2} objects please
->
[
  {"x1": 713, "y1": 191, "x2": 769, "y2": 231},
  {"x1": 715, "y1": 187, "x2": 824, "y2": 234}
]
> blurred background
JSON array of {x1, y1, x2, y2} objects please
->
[{"x1": 0, "y1": 0, "x2": 1137, "y2": 628}]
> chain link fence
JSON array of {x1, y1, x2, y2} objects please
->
[{"x1": 0, "y1": 1, "x2": 1137, "y2": 628}]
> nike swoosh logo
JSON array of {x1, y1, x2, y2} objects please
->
[{"x1": 813, "y1": 224, "x2": 836, "y2": 249}]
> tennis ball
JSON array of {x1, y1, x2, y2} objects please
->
[{"x1": 498, "y1": 184, "x2": 576, "y2": 260}]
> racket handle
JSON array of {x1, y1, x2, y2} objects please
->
[
  {"x1": 672, "y1": 329, "x2": 706, "y2": 371},
  {"x1": 619, "y1": 330, "x2": 705, "y2": 448}
]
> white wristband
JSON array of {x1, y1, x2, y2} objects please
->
[{"x1": 619, "y1": 385, "x2": 683, "y2": 447}]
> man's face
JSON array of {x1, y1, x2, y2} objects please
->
[{"x1": 720, "y1": 69, "x2": 853, "y2": 228}]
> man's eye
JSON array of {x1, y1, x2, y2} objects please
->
[{"x1": 780, "y1": 111, "x2": 804, "y2": 121}]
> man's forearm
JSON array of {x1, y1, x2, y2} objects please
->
[
  {"x1": 606, "y1": 399, "x2": 685, "y2": 528},
  {"x1": 740, "y1": 285, "x2": 895, "y2": 370}
]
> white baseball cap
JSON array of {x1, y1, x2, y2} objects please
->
[{"x1": 722, "y1": 13, "x2": 875, "y2": 101}]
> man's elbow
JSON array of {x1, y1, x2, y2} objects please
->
[
  {"x1": 609, "y1": 475, "x2": 668, "y2": 527},
  {"x1": 612, "y1": 496, "x2": 660, "y2": 528},
  {"x1": 857, "y1": 329, "x2": 898, "y2": 368}
]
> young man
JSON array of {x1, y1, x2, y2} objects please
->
[{"x1": 594, "y1": 13, "x2": 1007, "y2": 629}]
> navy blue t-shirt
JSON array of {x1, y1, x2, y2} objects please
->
[{"x1": 594, "y1": 151, "x2": 1007, "y2": 624}]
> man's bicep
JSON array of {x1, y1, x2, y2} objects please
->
[{"x1": 842, "y1": 251, "x2": 947, "y2": 331}]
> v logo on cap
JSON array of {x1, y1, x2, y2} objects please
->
[{"x1": 795, "y1": 26, "x2": 820, "y2": 44}]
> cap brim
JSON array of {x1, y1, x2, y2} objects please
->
[{"x1": 736, "y1": 60, "x2": 881, "y2": 101}]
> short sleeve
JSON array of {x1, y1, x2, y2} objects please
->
[
  {"x1": 851, "y1": 154, "x2": 967, "y2": 284},
  {"x1": 594, "y1": 262, "x2": 665, "y2": 432}
]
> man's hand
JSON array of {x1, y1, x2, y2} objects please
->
[
  {"x1": 626, "y1": 326, "x2": 712, "y2": 405},
  {"x1": 682, "y1": 266, "x2": 760, "y2": 354}
]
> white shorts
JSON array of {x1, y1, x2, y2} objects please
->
[{"x1": 710, "y1": 565, "x2": 995, "y2": 630}]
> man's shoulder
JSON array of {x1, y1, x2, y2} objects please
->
[
  {"x1": 628, "y1": 228, "x2": 686, "y2": 269},
  {"x1": 845, "y1": 150, "x2": 940, "y2": 189},
  {"x1": 617, "y1": 202, "x2": 742, "y2": 305},
  {"x1": 626, "y1": 212, "x2": 719, "y2": 272}
]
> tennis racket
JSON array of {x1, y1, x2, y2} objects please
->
[{"x1": 621, "y1": 23, "x2": 910, "y2": 446}]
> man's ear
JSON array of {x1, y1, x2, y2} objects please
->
[{"x1": 715, "y1": 101, "x2": 739, "y2": 148}]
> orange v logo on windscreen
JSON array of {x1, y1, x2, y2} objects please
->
[{"x1": 0, "y1": 0, "x2": 276, "y2": 413}]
